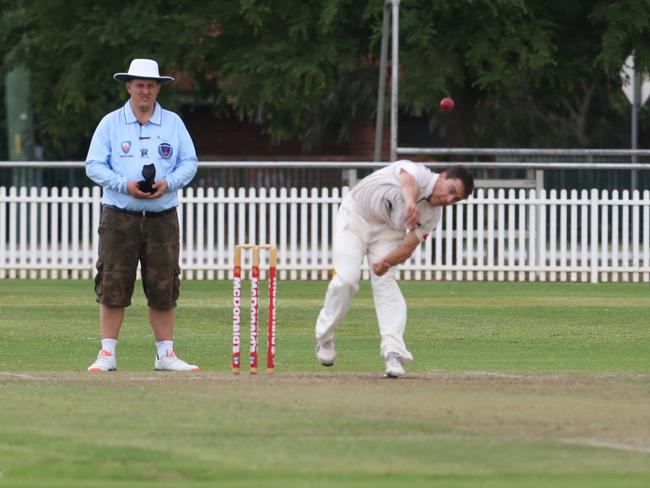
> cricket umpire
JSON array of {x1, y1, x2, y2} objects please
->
[{"x1": 85, "y1": 58, "x2": 199, "y2": 372}]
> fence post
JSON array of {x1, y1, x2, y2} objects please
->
[{"x1": 590, "y1": 188, "x2": 599, "y2": 283}]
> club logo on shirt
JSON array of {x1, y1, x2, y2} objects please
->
[
  {"x1": 121, "y1": 141, "x2": 131, "y2": 153},
  {"x1": 141, "y1": 147, "x2": 148, "y2": 157},
  {"x1": 158, "y1": 143, "x2": 173, "y2": 159}
]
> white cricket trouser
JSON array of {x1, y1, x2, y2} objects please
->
[{"x1": 315, "y1": 196, "x2": 414, "y2": 362}]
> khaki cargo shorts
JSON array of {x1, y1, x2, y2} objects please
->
[{"x1": 94, "y1": 206, "x2": 181, "y2": 309}]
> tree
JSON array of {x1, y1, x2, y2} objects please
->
[
  {"x1": 1, "y1": 0, "x2": 650, "y2": 159},
  {"x1": 396, "y1": 0, "x2": 650, "y2": 148},
  {"x1": 396, "y1": 0, "x2": 556, "y2": 146},
  {"x1": 0, "y1": 0, "x2": 383, "y2": 158}
]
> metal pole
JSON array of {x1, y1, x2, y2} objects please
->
[
  {"x1": 374, "y1": 3, "x2": 390, "y2": 162},
  {"x1": 390, "y1": 0, "x2": 400, "y2": 162},
  {"x1": 631, "y1": 69, "x2": 640, "y2": 190},
  {"x1": 396, "y1": 147, "x2": 650, "y2": 156},
  {"x1": 6, "y1": 160, "x2": 650, "y2": 170}
]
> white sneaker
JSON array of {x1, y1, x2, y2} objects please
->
[
  {"x1": 154, "y1": 351, "x2": 199, "y2": 371},
  {"x1": 88, "y1": 350, "x2": 116, "y2": 372},
  {"x1": 384, "y1": 352, "x2": 405, "y2": 378},
  {"x1": 316, "y1": 339, "x2": 336, "y2": 366}
]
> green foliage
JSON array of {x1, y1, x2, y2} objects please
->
[
  {"x1": 593, "y1": 0, "x2": 650, "y2": 74},
  {"x1": 204, "y1": 0, "x2": 378, "y2": 145},
  {"x1": 0, "y1": 0, "x2": 212, "y2": 158},
  {"x1": 1, "y1": 0, "x2": 650, "y2": 158}
]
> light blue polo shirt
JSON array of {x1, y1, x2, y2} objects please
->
[{"x1": 86, "y1": 100, "x2": 198, "y2": 212}]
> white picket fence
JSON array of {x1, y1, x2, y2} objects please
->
[{"x1": 1, "y1": 185, "x2": 649, "y2": 282}]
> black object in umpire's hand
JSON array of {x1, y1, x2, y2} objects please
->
[{"x1": 138, "y1": 164, "x2": 156, "y2": 193}]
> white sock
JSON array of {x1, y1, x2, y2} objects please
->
[
  {"x1": 156, "y1": 340, "x2": 174, "y2": 359},
  {"x1": 101, "y1": 338, "x2": 117, "y2": 355}
]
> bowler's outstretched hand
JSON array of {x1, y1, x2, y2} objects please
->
[{"x1": 372, "y1": 259, "x2": 391, "y2": 277}]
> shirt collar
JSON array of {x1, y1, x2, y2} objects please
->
[
  {"x1": 123, "y1": 100, "x2": 162, "y2": 126},
  {"x1": 424, "y1": 172, "x2": 438, "y2": 201}
]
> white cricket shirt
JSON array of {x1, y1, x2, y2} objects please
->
[{"x1": 349, "y1": 160, "x2": 442, "y2": 241}]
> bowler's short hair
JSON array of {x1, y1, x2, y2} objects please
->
[{"x1": 444, "y1": 166, "x2": 474, "y2": 199}]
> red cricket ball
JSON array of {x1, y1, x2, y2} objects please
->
[{"x1": 440, "y1": 97, "x2": 455, "y2": 112}]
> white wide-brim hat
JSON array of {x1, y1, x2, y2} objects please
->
[{"x1": 113, "y1": 58, "x2": 175, "y2": 83}]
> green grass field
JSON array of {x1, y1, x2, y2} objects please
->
[{"x1": 1, "y1": 279, "x2": 649, "y2": 487}]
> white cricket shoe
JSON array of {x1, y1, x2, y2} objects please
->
[
  {"x1": 154, "y1": 351, "x2": 200, "y2": 371},
  {"x1": 384, "y1": 352, "x2": 405, "y2": 378},
  {"x1": 316, "y1": 339, "x2": 336, "y2": 366},
  {"x1": 88, "y1": 350, "x2": 116, "y2": 372}
]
